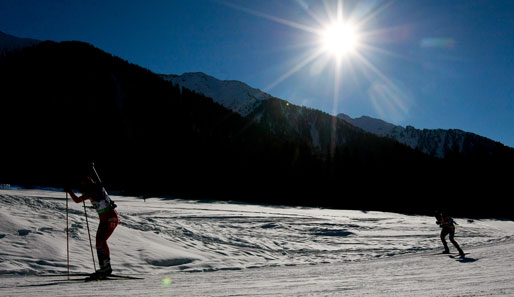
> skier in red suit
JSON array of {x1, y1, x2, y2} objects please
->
[{"x1": 67, "y1": 176, "x2": 118, "y2": 278}]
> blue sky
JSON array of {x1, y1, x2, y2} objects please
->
[{"x1": 1, "y1": 0, "x2": 513, "y2": 147}]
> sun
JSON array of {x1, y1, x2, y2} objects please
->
[
  {"x1": 221, "y1": 0, "x2": 392, "y2": 96},
  {"x1": 321, "y1": 22, "x2": 359, "y2": 59}
]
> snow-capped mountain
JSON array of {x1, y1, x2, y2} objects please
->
[
  {"x1": 0, "y1": 30, "x2": 40, "y2": 55},
  {"x1": 162, "y1": 73, "x2": 361, "y2": 153},
  {"x1": 161, "y1": 72, "x2": 272, "y2": 116},
  {"x1": 161, "y1": 72, "x2": 373, "y2": 154},
  {"x1": 337, "y1": 113, "x2": 506, "y2": 158},
  {"x1": 162, "y1": 71, "x2": 511, "y2": 160},
  {"x1": 337, "y1": 114, "x2": 398, "y2": 138}
]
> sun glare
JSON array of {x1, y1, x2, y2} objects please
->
[
  {"x1": 223, "y1": 0, "x2": 407, "y2": 134},
  {"x1": 222, "y1": 0, "x2": 397, "y2": 112},
  {"x1": 321, "y1": 22, "x2": 359, "y2": 58}
]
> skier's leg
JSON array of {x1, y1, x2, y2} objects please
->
[
  {"x1": 448, "y1": 227, "x2": 464, "y2": 256},
  {"x1": 440, "y1": 228, "x2": 450, "y2": 253},
  {"x1": 96, "y1": 220, "x2": 110, "y2": 270},
  {"x1": 96, "y1": 212, "x2": 118, "y2": 273}
]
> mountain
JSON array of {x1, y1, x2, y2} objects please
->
[
  {"x1": 0, "y1": 39, "x2": 435, "y2": 213},
  {"x1": 157, "y1": 71, "x2": 514, "y2": 217},
  {"x1": 337, "y1": 113, "x2": 511, "y2": 159},
  {"x1": 165, "y1": 72, "x2": 512, "y2": 161},
  {"x1": 0, "y1": 30, "x2": 40, "y2": 55},
  {"x1": 163, "y1": 74, "x2": 427, "y2": 161},
  {"x1": 1, "y1": 40, "x2": 298, "y2": 201},
  {"x1": 162, "y1": 72, "x2": 272, "y2": 116},
  {"x1": 0, "y1": 36, "x2": 512, "y2": 217}
]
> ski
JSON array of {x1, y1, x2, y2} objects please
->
[
  {"x1": 38, "y1": 273, "x2": 143, "y2": 280},
  {"x1": 431, "y1": 252, "x2": 458, "y2": 256},
  {"x1": 92, "y1": 274, "x2": 143, "y2": 280},
  {"x1": 85, "y1": 274, "x2": 144, "y2": 281},
  {"x1": 46, "y1": 275, "x2": 143, "y2": 283},
  {"x1": 449, "y1": 253, "x2": 469, "y2": 258},
  {"x1": 428, "y1": 252, "x2": 469, "y2": 258},
  {"x1": 39, "y1": 273, "x2": 91, "y2": 277}
]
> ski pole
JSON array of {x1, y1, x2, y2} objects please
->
[
  {"x1": 83, "y1": 201, "x2": 97, "y2": 272},
  {"x1": 66, "y1": 192, "x2": 70, "y2": 280},
  {"x1": 91, "y1": 162, "x2": 102, "y2": 184}
]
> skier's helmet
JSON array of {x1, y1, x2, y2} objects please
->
[{"x1": 79, "y1": 175, "x2": 95, "y2": 191}]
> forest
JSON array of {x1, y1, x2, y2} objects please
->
[{"x1": 1, "y1": 41, "x2": 512, "y2": 218}]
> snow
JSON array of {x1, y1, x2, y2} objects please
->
[
  {"x1": 337, "y1": 113, "x2": 460, "y2": 158},
  {"x1": 336, "y1": 113, "x2": 507, "y2": 158},
  {"x1": 161, "y1": 72, "x2": 272, "y2": 116},
  {"x1": 1, "y1": 188, "x2": 514, "y2": 296},
  {"x1": 338, "y1": 113, "x2": 398, "y2": 137}
]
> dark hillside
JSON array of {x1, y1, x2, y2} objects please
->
[{"x1": 0, "y1": 41, "x2": 511, "y2": 218}]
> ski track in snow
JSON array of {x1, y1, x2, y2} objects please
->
[{"x1": 1, "y1": 189, "x2": 514, "y2": 296}]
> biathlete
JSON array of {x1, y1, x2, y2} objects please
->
[
  {"x1": 67, "y1": 176, "x2": 118, "y2": 278},
  {"x1": 435, "y1": 212, "x2": 465, "y2": 257}
]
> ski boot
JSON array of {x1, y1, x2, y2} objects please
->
[{"x1": 88, "y1": 259, "x2": 112, "y2": 280}]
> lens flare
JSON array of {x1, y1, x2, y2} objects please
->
[
  {"x1": 420, "y1": 38, "x2": 455, "y2": 49},
  {"x1": 162, "y1": 276, "x2": 172, "y2": 286}
]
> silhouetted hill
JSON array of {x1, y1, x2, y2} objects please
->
[
  {"x1": 0, "y1": 40, "x2": 511, "y2": 218},
  {"x1": 0, "y1": 30, "x2": 40, "y2": 55},
  {"x1": 164, "y1": 72, "x2": 514, "y2": 168}
]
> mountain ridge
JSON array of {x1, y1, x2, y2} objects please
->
[
  {"x1": 0, "y1": 30, "x2": 40, "y2": 55},
  {"x1": 162, "y1": 72, "x2": 273, "y2": 116},
  {"x1": 164, "y1": 72, "x2": 512, "y2": 159},
  {"x1": 337, "y1": 113, "x2": 510, "y2": 158}
]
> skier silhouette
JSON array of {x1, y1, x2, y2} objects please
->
[
  {"x1": 435, "y1": 212, "x2": 465, "y2": 257},
  {"x1": 67, "y1": 176, "x2": 118, "y2": 278}
]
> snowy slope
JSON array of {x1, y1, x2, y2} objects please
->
[
  {"x1": 1, "y1": 188, "x2": 513, "y2": 275},
  {"x1": 1, "y1": 188, "x2": 514, "y2": 296},
  {"x1": 161, "y1": 72, "x2": 273, "y2": 116},
  {"x1": 4, "y1": 242, "x2": 514, "y2": 296},
  {"x1": 338, "y1": 113, "x2": 398, "y2": 137}
]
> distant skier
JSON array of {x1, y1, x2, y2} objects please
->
[
  {"x1": 435, "y1": 212, "x2": 465, "y2": 257},
  {"x1": 67, "y1": 176, "x2": 118, "y2": 278}
]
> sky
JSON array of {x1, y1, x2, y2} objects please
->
[{"x1": 1, "y1": 0, "x2": 513, "y2": 147}]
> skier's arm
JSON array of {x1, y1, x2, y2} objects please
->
[{"x1": 67, "y1": 190, "x2": 88, "y2": 203}]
